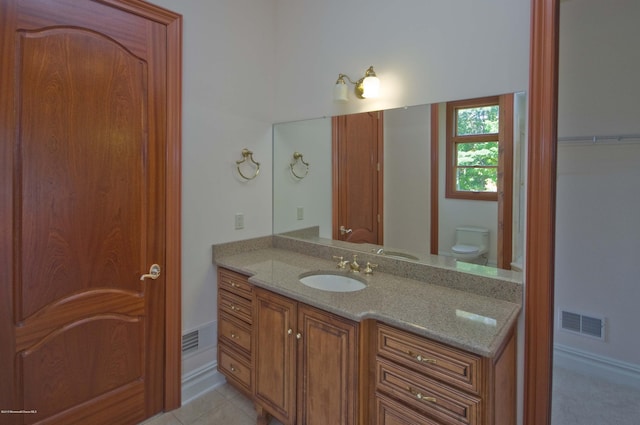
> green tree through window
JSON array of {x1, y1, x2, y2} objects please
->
[
  {"x1": 456, "y1": 104, "x2": 499, "y2": 191},
  {"x1": 446, "y1": 97, "x2": 503, "y2": 201}
]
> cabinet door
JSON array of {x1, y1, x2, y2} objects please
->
[
  {"x1": 254, "y1": 288, "x2": 297, "y2": 425},
  {"x1": 297, "y1": 304, "x2": 359, "y2": 425}
]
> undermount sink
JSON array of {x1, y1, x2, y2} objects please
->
[
  {"x1": 383, "y1": 251, "x2": 420, "y2": 261},
  {"x1": 299, "y1": 272, "x2": 367, "y2": 292}
]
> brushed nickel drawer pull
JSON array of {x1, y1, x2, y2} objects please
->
[
  {"x1": 406, "y1": 350, "x2": 437, "y2": 364},
  {"x1": 230, "y1": 332, "x2": 239, "y2": 339},
  {"x1": 407, "y1": 387, "x2": 437, "y2": 403},
  {"x1": 230, "y1": 364, "x2": 237, "y2": 372}
]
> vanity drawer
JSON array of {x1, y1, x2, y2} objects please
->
[
  {"x1": 376, "y1": 357, "x2": 480, "y2": 425},
  {"x1": 219, "y1": 343, "x2": 252, "y2": 394},
  {"x1": 376, "y1": 392, "x2": 441, "y2": 425},
  {"x1": 218, "y1": 268, "x2": 253, "y2": 300},
  {"x1": 219, "y1": 312, "x2": 252, "y2": 353},
  {"x1": 376, "y1": 323, "x2": 481, "y2": 394},
  {"x1": 219, "y1": 290, "x2": 253, "y2": 324}
]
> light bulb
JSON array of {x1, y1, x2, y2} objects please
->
[{"x1": 361, "y1": 75, "x2": 380, "y2": 99}]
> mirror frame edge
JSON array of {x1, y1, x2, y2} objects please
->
[{"x1": 524, "y1": 0, "x2": 558, "y2": 424}]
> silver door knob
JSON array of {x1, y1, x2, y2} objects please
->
[
  {"x1": 140, "y1": 264, "x2": 161, "y2": 280},
  {"x1": 339, "y1": 225, "x2": 353, "y2": 235}
]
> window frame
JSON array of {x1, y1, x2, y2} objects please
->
[{"x1": 445, "y1": 95, "x2": 504, "y2": 201}]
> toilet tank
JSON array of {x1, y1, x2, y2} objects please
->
[{"x1": 455, "y1": 226, "x2": 489, "y2": 249}]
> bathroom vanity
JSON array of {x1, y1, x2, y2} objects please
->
[{"x1": 214, "y1": 235, "x2": 521, "y2": 425}]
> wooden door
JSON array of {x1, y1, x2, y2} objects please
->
[
  {"x1": 254, "y1": 288, "x2": 298, "y2": 425},
  {"x1": 296, "y1": 304, "x2": 358, "y2": 425},
  {"x1": 332, "y1": 112, "x2": 384, "y2": 244},
  {"x1": 0, "y1": 1, "x2": 182, "y2": 423}
]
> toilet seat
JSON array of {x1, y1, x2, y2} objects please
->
[{"x1": 452, "y1": 244, "x2": 480, "y2": 255}]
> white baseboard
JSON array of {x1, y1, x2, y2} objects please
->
[
  {"x1": 181, "y1": 361, "x2": 226, "y2": 405},
  {"x1": 553, "y1": 343, "x2": 640, "y2": 390}
]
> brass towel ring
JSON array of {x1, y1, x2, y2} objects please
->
[
  {"x1": 289, "y1": 152, "x2": 309, "y2": 179},
  {"x1": 236, "y1": 148, "x2": 260, "y2": 180}
]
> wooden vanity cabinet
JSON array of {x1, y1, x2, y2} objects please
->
[
  {"x1": 253, "y1": 287, "x2": 359, "y2": 425},
  {"x1": 374, "y1": 322, "x2": 516, "y2": 425},
  {"x1": 216, "y1": 267, "x2": 516, "y2": 425},
  {"x1": 217, "y1": 268, "x2": 254, "y2": 397}
]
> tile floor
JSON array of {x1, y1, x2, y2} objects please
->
[
  {"x1": 144, "y1": 368, "x2": 640, "y2": 425},
  {"x1": 140, "y1": 383, "x2": 283, "y2": 425}
]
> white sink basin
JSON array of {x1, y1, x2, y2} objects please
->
[
  {"x1": 299, "y1": 272, "x2": 367, "y2": 292},
  {"x1": 383, "y1": 251, "x2": 420, "y2": 261}
]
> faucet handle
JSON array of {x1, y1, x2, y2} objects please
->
[
  {"x1": 364, "y1": 262, "x2": 378, "y2": 274},
  {"x1": 333, "y1": 255, "x2": 348, "y2": 269}
]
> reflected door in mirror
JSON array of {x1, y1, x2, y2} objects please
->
[{"x1": 332, "y1": 112, "x2": 383, "y2": 244}]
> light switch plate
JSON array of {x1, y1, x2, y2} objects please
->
[{"x1": 234, "y1": 213, "x2": 244, "y2": 229}]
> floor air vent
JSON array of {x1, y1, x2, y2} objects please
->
[
  {"x1": 182, "y1": 329, "x2": 199, "y2": 354},
  {"x1": 559, "y1": 309, "x2": 605, "y2": 340}
]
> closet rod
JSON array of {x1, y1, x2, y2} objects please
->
[{"x1": 558, "y1": 133, "x2": 640, "y2": 145}]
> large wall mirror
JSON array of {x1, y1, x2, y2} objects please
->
[{"x1": 273, "y1": 93, "x2": 527, "y2": 271}]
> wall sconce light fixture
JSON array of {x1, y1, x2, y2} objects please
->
[{"x1": 333, "y1": 66, "x2": 380, "y2": 102}]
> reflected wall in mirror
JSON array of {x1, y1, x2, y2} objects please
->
[{"x1": 273, "y1": 93, "x2": 527, "y2": 269}]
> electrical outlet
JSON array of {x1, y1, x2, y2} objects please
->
[
  {"x1": 297, "y1": 206, "x2": 304, "y2": 220},
  {"x1": 234, "y1": 213, "x2": 244, "y2": 230}
]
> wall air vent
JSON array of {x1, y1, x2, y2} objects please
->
[
  {"x1": 182, "y1": 329, "x2": 199, "y2": 354},
  {"x1": 559, "y1": 309, "x2": 605, "y2": 340}
]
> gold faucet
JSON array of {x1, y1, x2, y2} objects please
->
[
  {"x1": 349, "y1": 254, "x2": 360, "y2": 273},
  {"x1": 363, "y1": 262, "x2": 378, "y2": 274},
  {"x1": 333, "y1": 255, "x2": 348, "y2": 269}
]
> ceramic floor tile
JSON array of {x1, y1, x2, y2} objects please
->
[
  {"x1": 229, "y1": 394, "x2": 258, "y2": 418},
  {"x1": 188, "y1": 401, "x2": 255, "y2": 425},
  {"x1": 137, "y1": 384, "x2": 303, "y2": 425},
  {"x1": 172, "y1": 389, "x2": 228, "y2": 424},
  {"x1": 139, "y1": 412, "x2": 183, "y2": 425},
  {"x1": 213, "y1": 382, "x2": 245, "y2": 401}
]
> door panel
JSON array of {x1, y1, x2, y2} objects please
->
[
  {"x1": 0, "y1": 0, "x2": 177, "y2": 423},
  {"x1": 17, "y1": 28, "x2": 147, "y2": 318},
  {"x1": 297, "y1": 305, "x2": 358, "y2": 425},
  {"x1": 332, "y1": 112, "x2": 383, "y2": 244},
  {"x1": 21, "y1": 318, "x2": 143, "y2": 421},
  {"x1": 254, "y1": 288, "x2": 297, "y2": 425}
]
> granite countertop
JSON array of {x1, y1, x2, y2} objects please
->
[{"x1": 214, "y1": 244, "x2": 521, "y2": 358}]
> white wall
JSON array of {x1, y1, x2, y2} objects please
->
[
  {"x1": 273, "y1": 118, "x2": 333, "y2": 238},
  {"x1": 149, "y1": 0, "x2": 277, "y2": 377},
  {"x1": 273, "y1": 0, "x2": 530, "y2": 122},
  {"x1": 383, "y1": 105, "x2": 432, "y2": 254},
  {"x1": 556, "y1": 0, "x2": 640, "y2": 366}
]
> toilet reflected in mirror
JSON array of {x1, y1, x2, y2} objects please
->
[{"x1": 451, "y1": 226, "x2": 489, "y2": 265}]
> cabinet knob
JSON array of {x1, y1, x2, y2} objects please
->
[
  {"x1": 296, "y1": 332, "x2": 302, "y2": 340},
  {"x1": 287, "y1": 328, "x2": 293, "y2": 335}
]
